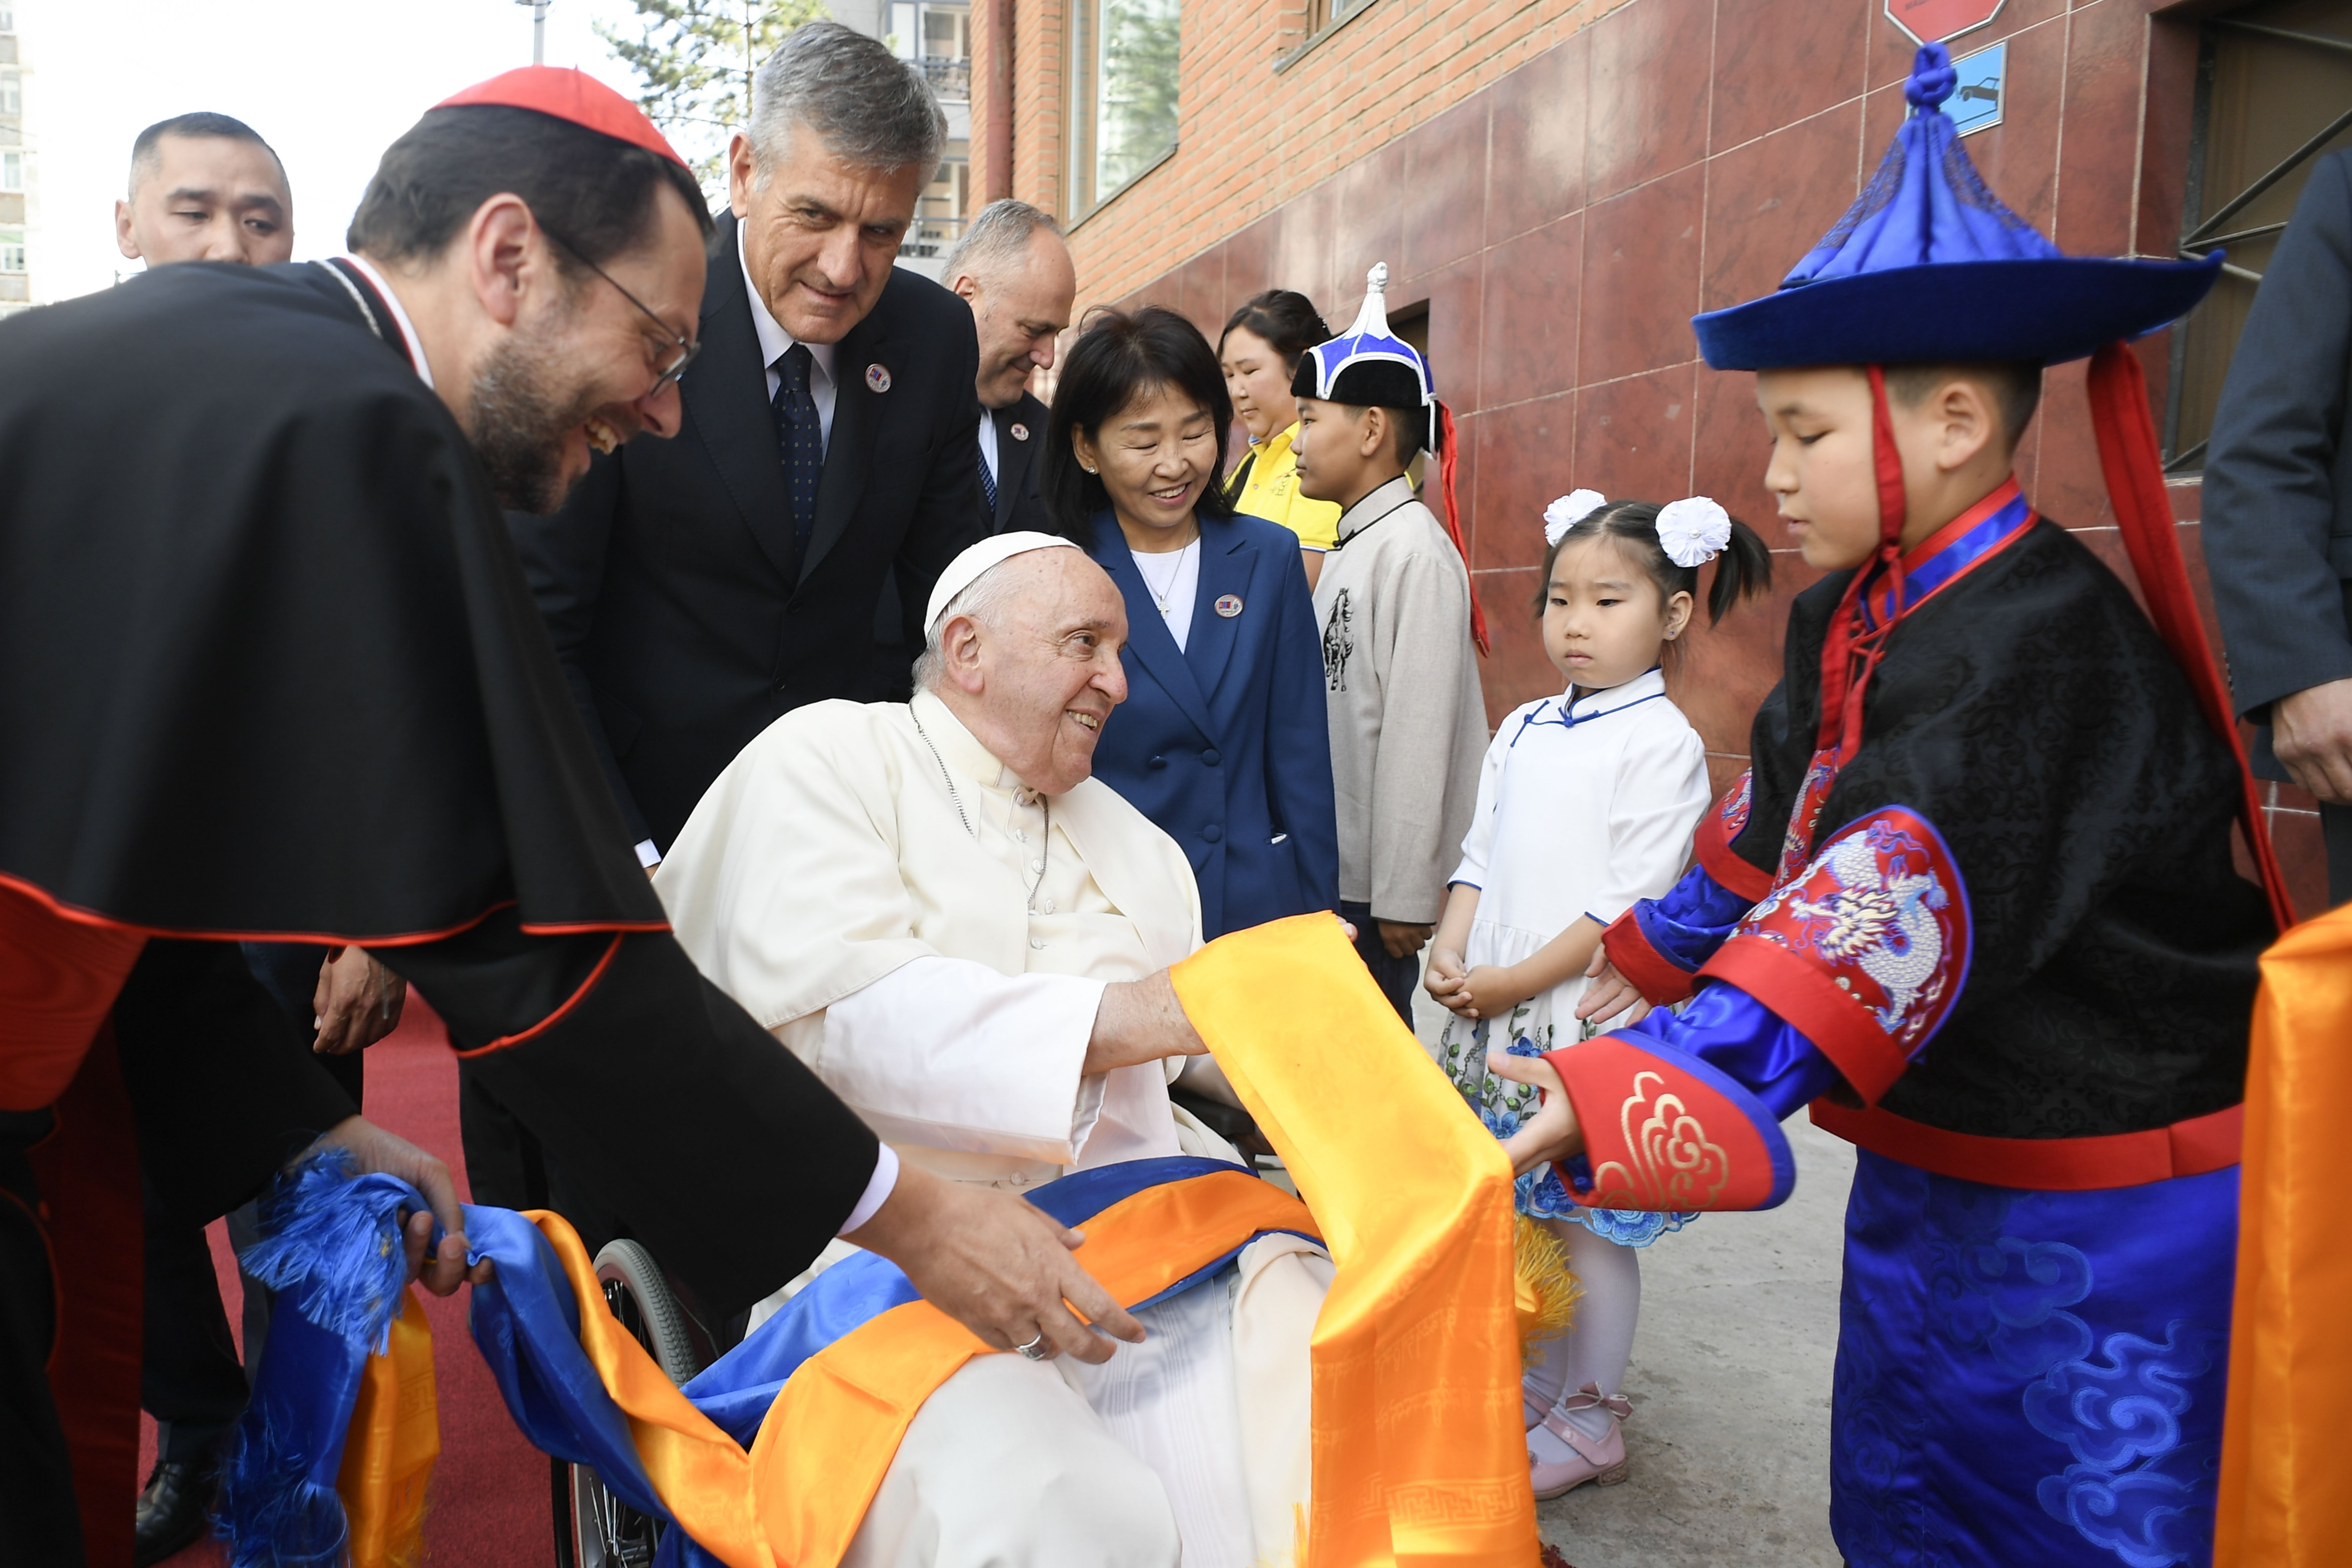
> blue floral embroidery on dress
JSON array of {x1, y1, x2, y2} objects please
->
[
  {"x1": 1438, "y1": 1013, "x2": 1693, "y2": 1246},
  {"x1": 2026, "y1": 1322, "x2": 2224, "y2": 1568}
]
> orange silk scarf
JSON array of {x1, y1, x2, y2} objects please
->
[{"x1": 2215, "y1": 902, "x2": 2352, "y2": 1566}]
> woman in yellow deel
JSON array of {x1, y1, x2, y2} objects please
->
[{"x1": 1220, "y1": 290, "x2": 1342, "y2": 588}]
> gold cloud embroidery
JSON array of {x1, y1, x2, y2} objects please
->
[{"x1": 1590, "y1": 1070, "x2": 1731, "y2": 1210}]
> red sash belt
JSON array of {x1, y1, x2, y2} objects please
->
[{"x1": 1809, "y1": 1098, "x2": 2242, "y2": 1191}]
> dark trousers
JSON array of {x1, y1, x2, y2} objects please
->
[
  {"x1": 1342, "y1": 900, "x2": 1420, "y2": 1028},
  {"x1": 138, "y1": 944, "x2": 363, "y2": 1469},
  {"x1": 137, "y1": 1177, "x2": 246, "y2": 1470},
  {"x1": 2327, "y1": 801, "x2": 2352, "y2": 908}
]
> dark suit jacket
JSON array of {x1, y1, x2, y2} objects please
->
[
  {"x1": 511, "y1": 212, "x2": 987, "y2": 848},
  {"x1": 987, "y1": 391, "x2": 1053, "y2": 535},
  {"x1": 2203, "y1": 148, "x2": 2352, "y2": 778},
  {"x1": 1084, "y1": 510, "x2": 1339, "y2": 940}
]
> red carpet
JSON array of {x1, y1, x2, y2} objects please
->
[{"x1": 142, "y1": 998, "x2": 554, "y2": 1568}]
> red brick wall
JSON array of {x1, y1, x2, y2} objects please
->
[{"x1": 984, "y1": 0, "x2": 2330, "y2": 918}]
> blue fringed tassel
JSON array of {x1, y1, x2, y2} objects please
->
[{"x1": 215, "y1": 1150, "x2": 429, "y2": 1567}]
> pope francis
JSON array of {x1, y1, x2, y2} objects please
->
[{"x1": 655, "y1": 534, "x2": 1331, "y2": 1568}]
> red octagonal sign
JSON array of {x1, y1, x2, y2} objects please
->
[{"x1": 1884, "y1": 0, "x2": 2007, "y2": 46}]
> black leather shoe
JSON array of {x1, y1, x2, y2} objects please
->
[{"x1": 133, "y1": 1457, "x2": 218, "y2": 1567}]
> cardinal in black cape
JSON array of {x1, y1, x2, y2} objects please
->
[{"x1": 0, "y1": 68, "x2": 1132, "y2": 1568}]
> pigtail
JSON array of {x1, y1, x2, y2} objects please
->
[{"x1": 1704, "y1": 518, "x2": 1774, "y2": 624}]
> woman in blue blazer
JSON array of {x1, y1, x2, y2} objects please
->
[{"x1": 1044, "y1": 306, "x2": 1338, "y2": 939}]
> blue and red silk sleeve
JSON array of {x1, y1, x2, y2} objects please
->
[
  {"x1": 1598, "y1": 770, "x2": 1773, "y2": 1005},
  {"x1": 1543, "y1": 805, "x2": 1973, "y2": 1213}
]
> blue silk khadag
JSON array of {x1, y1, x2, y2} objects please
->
[{"x1": 1831, "y1": 1150, "x2": 2237, "y2": 1568}]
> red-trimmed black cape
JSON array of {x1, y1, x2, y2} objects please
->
[{"x1": 0, "y1": 260, "x2": 877, "y2": 1304}]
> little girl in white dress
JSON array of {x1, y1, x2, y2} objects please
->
[{"x1": 1425, "y1": 489, "x2": 1770, "y2": 1500}]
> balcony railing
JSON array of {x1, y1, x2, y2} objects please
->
[
  {"x1": 917, "y1": 55, "x2": 970, "y2": 98},
  {"x1": 898, "y1": 214, "x2": 968, "y2": 261}
]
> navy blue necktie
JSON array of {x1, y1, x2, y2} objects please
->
[
  {"x1": 770, "y1": 344, "x2": 822, "y2": 570},
  {"x1": 978, "y1": 436, "x2": 999, "y2": 516}
]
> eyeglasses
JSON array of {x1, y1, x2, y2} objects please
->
[{"x1": 540, "y1": 224, "x2": 701, "y2": 395}]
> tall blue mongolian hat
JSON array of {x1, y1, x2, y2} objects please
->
[{"x1": 1691, "y1": 43, "x2": 2221, "y2": 370}]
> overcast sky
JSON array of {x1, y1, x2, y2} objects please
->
[{"x1": 19, "y1": 0, "x2": 650, "y2": 303}]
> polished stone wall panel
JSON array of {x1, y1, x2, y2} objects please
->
[{"x1": 1092, "y1": 0, "x2": 2244, "y2": 896}]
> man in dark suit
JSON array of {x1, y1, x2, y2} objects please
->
[
  {"x1": 2204, "y1": 148, "x2": 2352, "y2": 906},
  {"x1": 511, "y1": 23, "x2": 986, "y2": 870},
  {"x1": 941, "y1": 199, "x2": 1074, "y2": 537}
]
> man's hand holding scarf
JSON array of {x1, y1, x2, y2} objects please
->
[{"x1": 303, "y1": 1116, "x2": 495, "y2": 1295}]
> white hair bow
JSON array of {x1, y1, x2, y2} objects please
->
[
  {"x1": 1656, "y1": 496, "x2": 1733, "y2": 568},
  {"x1": 1543, "y1": 490, "x2": 1607, "y2": 547}
]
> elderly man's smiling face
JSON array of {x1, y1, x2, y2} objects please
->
[{"x1": 932, "y1": 549, "x2": 1130, "y2": 795}]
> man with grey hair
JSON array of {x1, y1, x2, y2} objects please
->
[
  {"x1": 657, "y1": 532, "x2": 1329, "y2": 1568},
  {"x1": 512, "y1": 20, "x2": 988, "y2": 878},
  {"x1": 942, "y1": 200, "x2": 1075, "y2": 535}
]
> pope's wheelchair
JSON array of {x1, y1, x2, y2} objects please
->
[{"x1": 549, "y1": 1239, "x2": 738, "y2": 1568}]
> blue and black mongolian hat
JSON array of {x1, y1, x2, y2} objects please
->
[
  {"x1": 1692, "y1": 42, "x2": 2220, "y2": 371},
  {"x1": 1292, "y1": 263, "x2": 1438, "y2": 443}
]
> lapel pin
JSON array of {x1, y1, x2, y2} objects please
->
[
  {"x1": 1215, "y1": 593, "x2": 1244, "y2": 618},
  {"x1": 1010, "y1": 422, "x2": 1030, "y2": 441},
  {"x1": 866, "y1": 363, "x2": 892, "y2": 393}
]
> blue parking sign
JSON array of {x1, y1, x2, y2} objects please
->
[{"x1": 1949, "y1": 41, "x2": 2005, "y2": 137}]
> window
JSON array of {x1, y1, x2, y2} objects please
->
[
  {"x1": 1, "y1": 72, "x2": 18, "y2": 116},
  {"x1": 890, "y1": 2, "x2": 970, "y2": 100},
  {"x1": 1302, "y1": 0, "x2": 1376, "y2": 39},
  {"x1": 1066, "y1": 0, "x2": 1179, "y2": 219},
  {"x1": 1, "y1": 151, "x2": 21, "y2": 192},
  {"x1": 1, "y1": 228, "x2": 24, "y2": 273},
  {"x1": 0, "y1": 10, "x2": 16, "y2": 34},
  {"x1": 2165, "y1": 0, "x2": 2352, "y2": 469}
]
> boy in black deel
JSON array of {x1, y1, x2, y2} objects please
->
[{"x1": 1490, "y1": 43, "x2": 2287, "y2": 1568}]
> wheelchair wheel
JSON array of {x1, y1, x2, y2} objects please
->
[{"x1": 552, "y1": 1240, "x2": 707, "y2": 1568}]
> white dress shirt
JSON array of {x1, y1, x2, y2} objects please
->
[
  {"x1": 977, "y1": 407, "x2": 1000, "y2": 485},
  {"x1": 739, "y1": 223, "x2": 837, "y2": 451}
]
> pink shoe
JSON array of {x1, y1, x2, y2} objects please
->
[{"x1": 1528, "y1": 1384, "x2": 1631, "y2": 1500}]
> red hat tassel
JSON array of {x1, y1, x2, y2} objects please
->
[
  {"x1": 1434, "y1": 401, "x2": 1489, "y2": 657},
  {"x1": 2086, "y1": 342, "x2": 2294, "y2": 932},
  {"x1": 1812, "y1": 370, "x2": 1912, "y2": 766}
]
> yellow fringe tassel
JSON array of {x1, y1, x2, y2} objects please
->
[{"x1": 1513, "y1": 1213, "x2": 1581, "y2": 1363}]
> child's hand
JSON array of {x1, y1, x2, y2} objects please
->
[
  {"x1": 1487, "y1": 1049, "x2": 1582, "y2": 1175},
  {"x1": 1424, "y1": 947, "x2": 1476, "y2": 1016},
  {"x1": 1572, "y1": 951, "x2": 1649, "y2": 1025},
  {"x1": 1459, "y1": 964, "x2": 1530, "y2": 1021}
]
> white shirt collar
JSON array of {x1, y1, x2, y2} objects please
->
[
  {"x1": 1334, "y1": 474, "x2": 1418, "y2": 545},
  {"x1": 738, "y1": 222, "x2": 835, "y2": 386},
  {"x1": 1561, "y1": 666, "x2": 1668, "y2": 722},
  {"x1": 338, "y1": 253, "x2": 433, "y2": 390}
]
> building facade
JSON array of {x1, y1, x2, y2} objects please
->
[
  {"x1": 0, "y1": 2, "x2": 35, "y2": 315},
  {"x1": 969, "y1": 0, "x2": 2352, "y2": 918}
]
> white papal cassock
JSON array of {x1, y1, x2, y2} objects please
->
[{"x1": 655, "y1": 691, "x2": 1329, "y2": 1568}]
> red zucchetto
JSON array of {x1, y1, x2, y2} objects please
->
[{"x1": 435, "y1": 66, "x2": 686, "y2": 169}]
